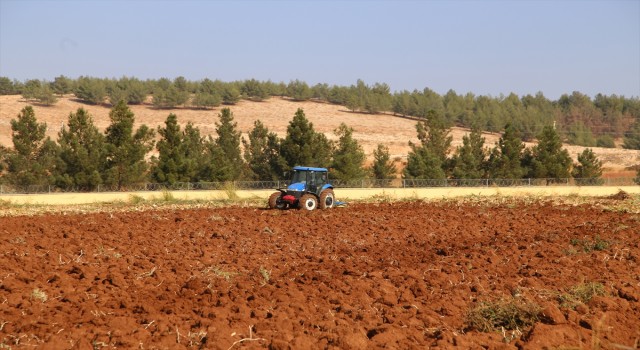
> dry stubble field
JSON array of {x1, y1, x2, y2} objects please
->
[{"x1": 0, "y1": 196, "x2": 639, "y2": 349}]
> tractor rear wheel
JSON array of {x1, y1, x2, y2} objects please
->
[
  {"x1": 299, "y1": 194, "x2": 318, "y2": 211},
  {"x1": 268, "y1": 192, "x2": 287, "y2": 209},
  {"x1": 319, "y1": 189, "x2": 335, "y2": 209}
]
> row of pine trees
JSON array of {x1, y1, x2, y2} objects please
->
[
  {"x1": 1, "y1": 101, "x2": 631, "y2": 191},
  {"x1": 2, "y1": 76, "x2": 640, "y2": 149}
]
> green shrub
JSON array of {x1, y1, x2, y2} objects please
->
[{"x1": 570, "y1": 236, "x2": 610, "y2": 252}]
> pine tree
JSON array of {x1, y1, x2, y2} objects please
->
[
  {"x1": 487, "y1": 123, "x2": 527, "y2": 179},
  {"x1": 403, "y1": 144, "x2": 446, "y2": 179},
  {"x1": 6, "y1": 106, "x2": 59, "y2": 187},
  {"x1": 192, "y1": 91, "x2": 221, "y2": 109},
  {"x1": 107, "y1": 80, "x2": 128, "y2": 106},
  {"x1": 192, "y1": 78, "x2": 222, "y2": 109},
  {"x1": 243, "y1": 120, "x2": 270, "y2": 180},
  {"x1": 200, "y1": 108, "x2": 245, "y2": 182},
  {"x1": 526, "y1": 125, "x2": 572, "y2": 182},
  {"x1": 596, "y1": 135, "x2": 616, "y2": 148},
  {"x1": 36, "y1": 83, "x2": 58, "y2": 106},
  {"x1": 392, "y1": 90, "x2": 414, "y2": 117},
  {"x1": 287, "y1": 80, "x2": 312, "y2": 101},
  {"x1": 0, "y1": 145, "x2": 10, "y2": 183},
  {"x1": 56, "y1": 108, "x2": 106, "y2": 190},
  {"x1": 572, "y1": 148, "x2": 603, "y2": 185},
  {"x1": 280, "y1": 108, "x2": 332, "y2": 168},
  {"x1": 452, "y1": 126, "x2": 486, "y2": 179},
  {"x1": 0, "y1": 145, "x2": 8, "y2": 173},
  {"x1": 331, "y1": 123, "x2": 366, "y2": 181},
  {"x1": 75, "y1": 76, "x2": 107, "y2": 105},
  {"x1": 214, "y1": 108, "x2": 245, "y2": 180},
  {"x1": 21, "y1": 79, "x2": 41, "y2": 101},
  {"x1": 243, "y1": 120, "x2": 286, "y2": 180},
  {"x1": 365, "y1": 82, "x2": 392, "y2": 114},
  {"x1": 125, "y1": 78, "x2": 148, "y2": 105},
  {"x1": 242, "y1": 79, "x2": 269, "y2": 101},
  {"x1": 21, "y1": 80, "x2": 58, "y2": 105},
  {"x1": 403, "y1": 114, "x2": 452, "y2": 180},
  {"x1": 0, "y1": 77, "x2": 18, "y2": 95},
  {"x1": 200, "y1": 137, "x2": 228, "y2": 182},
  {"x1": 222, "y1": 85, "x2": 241, "y2": 105},
  {"x1": 181, "y1": 122, "x2": 206, "y2": 182},
  {"x1": 371, "y1": 144, "x2": 397, "y2": 180},
  {"x1": 51, "y1": 75, "x2": 74, "y2": 95},
  {"x1": 152, "y1": 114, "x2": 185, "y2": 184},
  {"x1": 623, "y1": 118, "x2": 640, "y2": 150},
  {"x1": 416, "y1": 113, "x2": 452, "y2": 164},
  {"x1": 566, "y1": 121, "x2": 596, "y2": 147},
  {"x1": 152, "y1": 85, "x2": 189, "y2": 108},
  {"x1": 104, "y1": 101, "x2": 155, "y2": 189}
]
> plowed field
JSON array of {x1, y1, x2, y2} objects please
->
[{"x1": 1, "y1": 201, "x2": 639, "y2": 349}]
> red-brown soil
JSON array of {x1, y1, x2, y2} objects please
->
[{"x1": 1, "y1": 201, "x2": 639, "y2": 349}]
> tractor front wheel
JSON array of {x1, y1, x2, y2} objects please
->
[
  {"x1": 299, "y1": 194, "x2": 318, "y2": 211},
  {"x1": 268, "y1": 192, "x2": 287, "y2": 210},
  {"x1": 319, "y1": 189, "x2": 335, "y2": 209}
]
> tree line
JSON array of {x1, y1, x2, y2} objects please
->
[
  {"x1": 0, "y1": 103, "x2": 384, "y2": 190},
  {"x1": 401, "y1": 112, "x2": 622, "y2": 184},
  {"x1": 1, "y1": 76, "x2": 640, "y2": 149},
  {"x1": 1, "y1": 101, "x2": 634, "y2": 191}
]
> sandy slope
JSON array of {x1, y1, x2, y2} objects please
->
[{"x1": 1, "y1": 95, "x2": 638, "y2": 172}]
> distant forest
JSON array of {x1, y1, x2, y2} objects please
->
[{"x1": 1, "y1": 75, "x2": 639, "y2": 148}]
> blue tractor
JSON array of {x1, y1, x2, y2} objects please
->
[{"x1": 268, "y1": 166, "x2": 335, "y2": 210}]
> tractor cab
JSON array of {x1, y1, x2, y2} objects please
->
[
  {"x1": 287, "y1": 166, "x2": 329, "y2": 195},
  {"x1": 269, "y1": 166, "x2": 335, "y2": 210}
]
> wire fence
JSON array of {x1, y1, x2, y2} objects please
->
[{"x1": 0, "y1": 177, "x2": 637, "y2": 195}]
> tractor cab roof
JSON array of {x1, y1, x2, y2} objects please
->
[{"x1": 292, "y1": 166, "x2": 328, "y2": 172}]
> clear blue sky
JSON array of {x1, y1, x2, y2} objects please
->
[{"x1": 1, "y1": 0, "x2": 638, "y2": 100}]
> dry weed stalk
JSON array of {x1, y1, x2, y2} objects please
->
[{"x1": 228, "y1": 325, "x2": 265, "y2": 350}]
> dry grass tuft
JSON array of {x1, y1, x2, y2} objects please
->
[
  {"x1": 466, "y1": 296, "x2": 541, "y2": 333},
  {"x1": 558, "y1": 282, "x2": 607, "y2": 309},
  {"x1": 30, "y1": 288, "x2": 47, "y2": 303}
]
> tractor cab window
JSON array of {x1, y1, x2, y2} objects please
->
[
  {"x1": 308, "y1": 171, "x2": 317, "y2": 186},
  {"x1": 291, "y1": 170, "x2": 306, "y2": 184},
  {"x1": 308, "y1": 171, "x2": 318, "y2": 192}
]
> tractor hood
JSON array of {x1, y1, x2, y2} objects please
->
[{"x1": 287, "y1": 182, "x2": 306, "y2": 192}]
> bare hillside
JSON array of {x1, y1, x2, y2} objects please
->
[{"x1": 1, "y1": 95, "x2": 638, "y2": 173}]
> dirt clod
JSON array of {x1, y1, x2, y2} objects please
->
[{"x1": 607, "y1": 190, "x2": 631, "y2": 200}]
